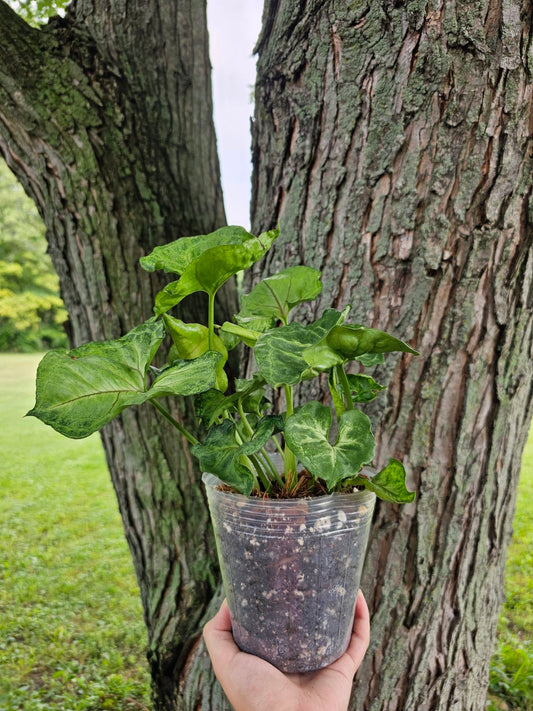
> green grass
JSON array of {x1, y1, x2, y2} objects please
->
[
  {"x1": 0, "y1": 354, "x2": 151, "y2": 710},
  {"x1": 0, "y1": 354, "x2": 531, "y2": 710},
  {"x1": 487, "y1": 430, "x2": 533, "y2": 711}
]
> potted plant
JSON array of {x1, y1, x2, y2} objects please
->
[{"x1": 28, "y1": 225, "x2": 417, "y2": 673}]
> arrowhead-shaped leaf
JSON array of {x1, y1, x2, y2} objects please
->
[
  {"x1": 284, "y1": 401, "x2": 375, "y2": 490},
  {"x1": 28, "y1": 320, "x2": 222, "y2": 438},
  {"x1": 236, "y1": 266, "x2": 322, "y2": 331},
  {"x1": 27, "y1": 320, "x2": 166, "y2": 438},
  {"x1": 304, "y1": 324, "x2": 417, "y2": 370},
  {"x1": 148, "y1": 351, "x2": 224, "y2": 397},
  {"x1": 355, "y1": 459, "x2": 415, "y2": 503},
  {"x1": 140, "y1": 225, "x2": 255, "y2": 274},
  {"x1": 191, "y1": 420, "x2": 255, "y2": 495},
  {"x1": 254, "y1": 308, "x2": 349, "y2": 387},
  {"x1": 151, "y1": 227, "x2": 280, "y2": 315},
  {"x1": 191, "y1": 415, "x2": 284, "y2": 495}
]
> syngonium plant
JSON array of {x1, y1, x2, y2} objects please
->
[{"x1": 29, "y1": 226, "x2": 418, "y2": 503}]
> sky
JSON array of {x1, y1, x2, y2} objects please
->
[{"x1": 207, "y1": 1, "x2": 264, "y2": 229}]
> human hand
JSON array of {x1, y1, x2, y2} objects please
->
[{"x1": 203, "y1": 590, "x2": 370, "y2": 711}]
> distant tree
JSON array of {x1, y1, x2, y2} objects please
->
[{"x1": 0, "y1": 161, "x2": 66, "y2": 350}]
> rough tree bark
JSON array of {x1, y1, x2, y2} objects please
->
[
  {"x1": 0, "y1": 2, "x2": 231, "y2": 708},
  {"x1": 250, "y1": 1, "x2": 533, "y2": 710}
]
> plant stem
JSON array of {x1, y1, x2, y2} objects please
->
[
  {"x1": 236, "y1": 402, "x2": 283, "y2": 488},
  {"x1": 237, "y1": 400, "x2": 254, "y2": 438},
  {"x1": 272, "y1": 433, "x2": 285, "y2": 460},
  {"x1": 250, "y1": 454, "x2": 271, "y2": 491},
  {"x1": 282, "y1": 385, "x2": 298, "y2": 489},
  {"x1": 337, "y1": 364, "x2": 354, "y2": 410},
  {"x1": 208, "y1": 291, "x2": 216, "y2": 350},
  {"x1": 235, "y1": 420, "x2": 264, "y2": 491},
  {"x1": 277, "y1": 317, "x2": 297, "y2": 484},
  {"x1": 233, "y1": 427, "x2": 261, "y2": 491},
  {"x1": 242, "y1": 455, "x2": 261, "y2": 491},
  {"x1": 151, "y1": 400, "x2": 199, "y2": 445},
  {"x1": 284, "y1": 385, "x2": 294, "y2": 417},
  {"x1": 260, "y1": 448, "x2": 284, "y2": 487}
]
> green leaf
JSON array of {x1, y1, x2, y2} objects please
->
[
  {"x1": 194, "y1": 389, "x2": 231, "y2": 427},
  {"x1": 163, "y1": 315, "x2": 228, "y2": 391},
  {"x1": 238, "y1": 415, "x2": 285, "y2": 457},
  {"x1": 191, "y1": 420, "x2": 255, "y2": 495},
  {"x1": 192, "y1": 415, "x2": 284, "y2": 494},
  {"x1": 236, "y1": 266, "x2": 322, "y2": 331},
  {"x1": 219, "y1": 321, "x2": 262, "y2": 348},
  {"x1": 27, "y1": 320, "x2": 166, "y2": 438},
  {"x1": 254, "y1": 308, "x2": 349, "y2": 387},
  {"x1": 164, "y1": 315, "x2": 223, "y2": 358},
  {"x1": 304, "y1": 323, "x2": 417, "y2": 372},
  {"x1": 152, "y1": 227, "x2": 280, "y2": 314},
  {"x1": 346, "y1": 373, "x2": 386, "y2": 403},
  {"x1": 326, "y1": 324, "x2": 418, "y2": 359},
  {"x1": 355, "y1": 459, "x2": 416, "y2": 503},
  {"x1": 355, "y1": 352, "x2": 385, "y2": 367},
  {"x1": 235, "y1": 377, "x2": 269, "y2": 416},
  {"x1": 148, "y1": 351, "x2": 224, "y2": 398},
  {"x1": 152, "y1": 271, "x2": 199, "y2": 315},
  {"x1": 140, "y1": 225, "x2": 255, "y2": 274},
  {"x1": 217, "y1": 326, "x2": 240, "y2": 351},
  {"x1": 194, "y1": 374, "x2": 266, "y2": 427},
  {"x1": 27, "y1": 320, "x2": 223, "y2": 438},
  {"x1": 284, "y1": 402, "x2": 375, "y2": 490},
  {"x1": 302, "y1": 342, "x2": 345, "y2": 371},
  {"x1": 254, "y1": 324, "x2": 313, "y2": 387},
  {"x1": 327, "y1": 369, "x2": 385, "y2": 414}
]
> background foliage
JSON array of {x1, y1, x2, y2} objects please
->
[
  {"x1": 6, "y1": 0, "x2": 69, "y2": 25},
  {"x1": 0, "y1": 162, "x2": 67, "y2": 352}
]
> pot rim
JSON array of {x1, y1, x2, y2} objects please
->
[{"x1": 202, "y1": 471, "x2": 377, "y2": 508}]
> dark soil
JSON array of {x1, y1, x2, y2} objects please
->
[{"x1": 220, "y1": 469, "x2": 362, "y2": 499}]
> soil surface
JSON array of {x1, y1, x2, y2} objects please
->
[{"x1": 221, "y1": 469, "x2": 363, "y2": 499}]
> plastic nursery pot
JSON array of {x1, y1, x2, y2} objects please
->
[{"x1": 203, "y1": 471, "x2": 376, "y2": 673}]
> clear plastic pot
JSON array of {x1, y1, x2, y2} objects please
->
[{"x1": 203, "y1": 471, "x2": 376, "y2": 673}]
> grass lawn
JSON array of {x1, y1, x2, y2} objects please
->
[
  {"x1": 488, "y1": 430, "x2": 533, "y2": 710},
  {"x1": 0, "y1": 353, "x2": 531, "y2": 710},
  {"x1": 0, "y1": 354, "x2": 151, "y2": 710}
]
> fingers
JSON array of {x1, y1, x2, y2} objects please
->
[
  {"x1": 328, "y1": 589, "x2": 370, "y2": 681},
  {"x1": 203, "y1": 600, "x2": 241, "y2": 673},
  {"x1": 205, "y1": 598, "x2": 232, "y2": 632},
  {"x1": 345, "y1": 590, "x2": 370, "y2": 669}
]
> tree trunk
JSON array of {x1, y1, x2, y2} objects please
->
[
  {"x1": 0, "y1": 2, "x2": 231, "y2": 707},
  {"x1": 251, "y1": 1, "x2": 533, "y2": 710}
]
